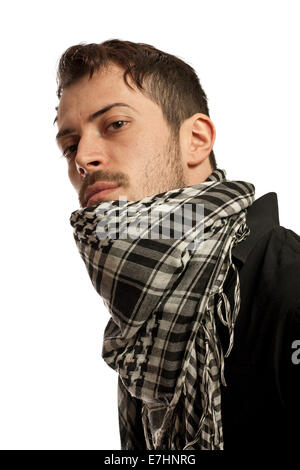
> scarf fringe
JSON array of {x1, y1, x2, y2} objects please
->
[
  {"x1": 143, "y1": 220, "x2": 250, "y2": 450},
  {"x1": 184, "y1": 222, "x2": 250, "y2": 449}
]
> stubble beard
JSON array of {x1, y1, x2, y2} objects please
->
[{"x1": 144, "y1": 132, "x2": 187, "y2": 197}]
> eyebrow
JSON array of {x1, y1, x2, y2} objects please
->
[{"x1": 55, "y1": 102, "x2": 138, "y2": 141}]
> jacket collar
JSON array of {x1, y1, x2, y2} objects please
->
[{"x1": 232, "y1": 192, "x2": 280, "y2": 265}]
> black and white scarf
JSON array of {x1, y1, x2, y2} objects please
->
[{"x1": 70, "y1": 168, "x2": 255, "y2": 450}]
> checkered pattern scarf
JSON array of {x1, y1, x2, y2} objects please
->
[{"x1": 70, "y1": 169, "x2": 255, "y2": 450}]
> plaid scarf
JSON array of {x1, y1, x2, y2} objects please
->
[{"x1": 70, "y1": 168, "x2": 255, "y2": 450}]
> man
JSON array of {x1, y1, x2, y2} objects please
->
[{"x1": 54, "y1": 39, "x2": 300, "y2": 450}]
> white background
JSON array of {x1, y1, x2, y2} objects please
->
[{"x1": 1, "y1": 0, "x2": 299, "y2": 450}]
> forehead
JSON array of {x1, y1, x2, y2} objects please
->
[{"x1": 56, "y1": 64, "x2": 150, "y2": 126}]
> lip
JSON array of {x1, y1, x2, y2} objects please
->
[{"x1": 85, "y1": 182, "x2": 120, "y2": 206}]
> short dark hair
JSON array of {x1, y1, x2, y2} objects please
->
[{"x1": 55, "y1": 39, "x2": 217, "y2": 170}]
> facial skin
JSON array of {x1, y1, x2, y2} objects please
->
[{"x1": 55, "y1": 63, "x2": 216, "y2": 208}]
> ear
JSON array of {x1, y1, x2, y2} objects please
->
[{"x1": 180, "y1": 113, "x2": 216, "y2": 167}]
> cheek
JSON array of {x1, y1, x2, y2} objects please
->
[{"x1": 126, "y1": 138, "x2": 161, "y2": 171}]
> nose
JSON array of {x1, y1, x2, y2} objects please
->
[
  {"x1": 75, "y1": 158, "x2": 101, "y2": 177},
  {"x1": 74, "y1": 134, "x2": 107, "y2": 177}
]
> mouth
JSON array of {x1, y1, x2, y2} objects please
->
[{"x1": 84, "y1": 182, "x2": 120, "y2": 207}]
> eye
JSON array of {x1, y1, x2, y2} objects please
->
[
  {"x1": 62, "y1": 144, "x2": 78, "y2": 159},
  {"x1": 107, "y1": 120, "x2": 129, "y2": 131},
  {"x1": 59, "y1": 120, "x2": 129, "y2": 160}
]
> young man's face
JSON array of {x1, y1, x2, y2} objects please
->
[{"x1": 55, "y1": 63, "x2": 187, "y2": 208}]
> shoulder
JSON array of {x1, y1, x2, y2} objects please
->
[
  {"x1": 249, "y1": 224, "x2": 300, "y2": 274},
  {"x1": 237, "y1": 224, "x2": 300, "y2": 316},
  {"x1": 262, "y1": 225, "x2": 300, "y2": 291},
  {"x1": 268, "y1": 225, "x2": 300, "y2": 255}
]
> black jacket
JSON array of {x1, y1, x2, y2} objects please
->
[{"x1": 216, "y1": 192, "x2": 300, "y2": 449}]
